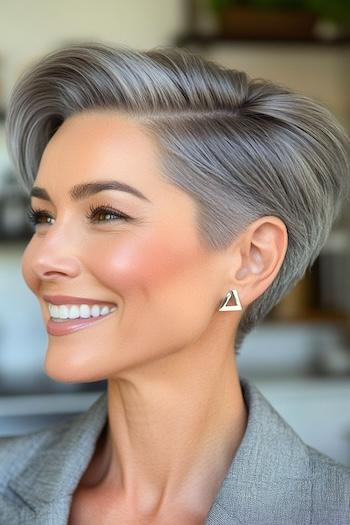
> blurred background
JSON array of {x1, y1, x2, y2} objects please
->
[{"x1": 0, "y1": 0, "x2": 350, "y2": 466}]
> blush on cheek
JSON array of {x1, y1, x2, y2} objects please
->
[{"x1": 98, "y1": 234, "x2": 197, "y2": 295}]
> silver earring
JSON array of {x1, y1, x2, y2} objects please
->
[{"x1": 218, "y1": 289, "x2": 242, "y2": 311}]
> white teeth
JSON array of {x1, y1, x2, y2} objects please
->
[
  {"x1": 51, "y1": 305, "x2": 59, "y2": 318},
  {"x1": 80, "y1": 304, "x2": 90, "y2": 318},
  {"x1": 69, "y1": 305, "x2": 80, "y2": 319},
  {"x1": 48, "y1": 303, "x2": 117, "y2": 320},
  {"x1": 91, "y1": 305, "x2": 100, "y2": 318},
  {"x1": 100, "y1": 306, "x2": 110, "y2": 316},
  {"x1": 58, "y1": 305, "x2": 69, "y2": 319}
]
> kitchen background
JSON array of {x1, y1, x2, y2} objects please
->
[{"x1": 0, "y1": 0, "x2": 350, "y2": 466}]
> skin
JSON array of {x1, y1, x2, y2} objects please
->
[{"x1": 22, "y1": 110, "x2": 288, "y2": 524}]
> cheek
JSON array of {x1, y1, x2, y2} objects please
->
[
  {"x1": 21, "y1": 240, "x2": 39, "y2": 294},
  {"x1": 94, "y1": 233, "x2": 198, "y2": 298}
]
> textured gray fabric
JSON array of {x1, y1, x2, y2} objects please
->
[{"x1": 0, "y1": 376, "x2": 349, "y2": 524}]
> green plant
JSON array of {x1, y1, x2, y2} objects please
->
[
  {"x1": 208, "y1": 0, "x2": 350, "y2": 25},
  {"x1": 307, "y1": 0, "x2": 350, "y2": 24}
]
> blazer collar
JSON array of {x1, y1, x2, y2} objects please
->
[
  {"x1": 204, "y1": 377, "x2": 312, "y2": 524},
  {"x1": 8, "y1": 377, "x2": 312, "y2": 524},
  {"x1": 8, "y1": 391, "x2": 108, "y2": 523}
]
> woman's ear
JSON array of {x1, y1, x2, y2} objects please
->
[{"x1": 228, "y1": 216, "x2": 288, "y2": 308}]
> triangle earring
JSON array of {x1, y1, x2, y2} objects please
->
[{"x1": 218, "y1": 289, "x2": 242, "y2": 311}]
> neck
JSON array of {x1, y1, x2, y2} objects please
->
[{"x1": 81, "y1": 338, "x2": 247, "y2": 518}]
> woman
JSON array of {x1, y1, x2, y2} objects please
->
[{"x1": 1, "y1": 41, "x2": 349, "y2": 525}]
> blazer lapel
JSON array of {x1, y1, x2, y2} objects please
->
[
  {"x1": 8, "y1": 391, "x2": 108, "y2": 524},
  {"x1": 204, "y1": 377, "x2": 312, "y2": 524}
]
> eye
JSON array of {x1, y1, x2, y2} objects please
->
[
  {"x1": 25, "y1": 203, "x2": 131, "y2": 227},
  {"x1": 26, "y1": 206, "x2": 54, "y2": 226},
  {"x1": 86, "y1": 202, "x2": 130, "y2": 223}
]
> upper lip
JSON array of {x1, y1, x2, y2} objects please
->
[{"x1": 43, "y1": 295, "x2": 117, "y2": 307}]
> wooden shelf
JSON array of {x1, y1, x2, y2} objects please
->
[{"x1": 174, "y1": 33, "x2": 350, "y2": 48}]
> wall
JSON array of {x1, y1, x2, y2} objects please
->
[{"x1": 0, "y1": 0, "x2": 182, "y2": 105}]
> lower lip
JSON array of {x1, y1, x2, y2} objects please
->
[{"x1": 47, "y1": 309, "x2": 117, "y2": 336}]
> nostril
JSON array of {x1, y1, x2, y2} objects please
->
[{"x1": 32, "y1": 257, "x2": 82, "y2": 280}]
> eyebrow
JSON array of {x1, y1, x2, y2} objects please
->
[{"x1": 30, "y1": 180, "x2": 151, "y2": 203}]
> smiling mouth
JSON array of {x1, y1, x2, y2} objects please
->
[
  {"x1": 50, "y1": 307, "x2": 118, "y2": 322},
  {"x1": 47, "y1": 301, "x2": 117, "y2": 320},
  {"x1": 46, "y1": 307, "x2": 118, "y2": 336}
]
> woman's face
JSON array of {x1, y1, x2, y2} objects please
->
[{"x1": 22, "y1": 110, "x2": 232, "y2": 383}]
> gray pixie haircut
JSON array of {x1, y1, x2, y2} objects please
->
[{"x1": 5, "y1": 41, "x2": 350, "y2": 354}]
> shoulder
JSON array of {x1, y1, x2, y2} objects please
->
[
  {"x1": 0, "y1": 424, "x2": 61, "y2": 522},
  {"x1": 307, "y1": 442, "x2": 350, "y2": 482},
  {"x1": 0, "y1": 393, "x2": 107, "y2": 520},
  {"x1": 306, "y1": 443, "x2": 350, "y2": 524},
  {"x1": 0, "y1": 418, "x2": 74, "y2": 488},
  {"x1": 237, "y1": 378, "x2": 350, "y2": 524}
]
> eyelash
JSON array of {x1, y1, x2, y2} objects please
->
[{"x1": 26, "y1": 202, "x2": 130, "y2": 226}]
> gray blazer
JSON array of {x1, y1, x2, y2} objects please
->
[{"x1": 0, "y1": 376, "x2": 349, "y2": 524}]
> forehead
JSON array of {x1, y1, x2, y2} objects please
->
[
  {"x1": 36, "y1": 110, "x2": 165, "y2": 192},
  {"x1": 51, "y1": 109, "x2": 153, "y2": 149}
]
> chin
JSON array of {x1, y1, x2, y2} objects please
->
[{"x1": 43, "y1": 347, "x2": 107, "y2": 384}]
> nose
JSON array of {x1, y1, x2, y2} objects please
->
[
  {"x1": 25, "y1": 224, "x2": 82, "y2": 281},
  {"x1": 33, "y1": 256, "x2": 81, "y2": 281}
]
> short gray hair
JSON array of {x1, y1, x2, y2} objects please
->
[{"x1": 5, "y1": 41, "x2": 350, "y2": 354}]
